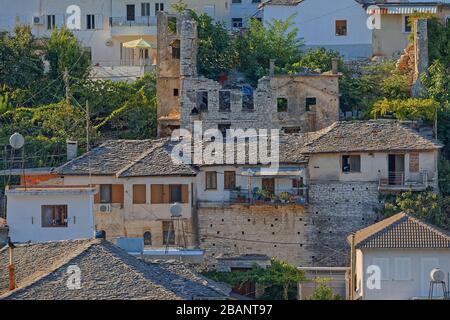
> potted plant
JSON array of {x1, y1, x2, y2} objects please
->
[{"x1": 279, "y1": 192, "x2": 290, "y2": 203}]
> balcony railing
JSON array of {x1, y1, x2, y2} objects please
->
[
  {"x1": 110, "y1": 16, "x2": 157, "y2": 27},
  {"x1": 229, "y1": 187, "x2": 309, "y2": 206},
  {"x1": 379, "y1": 171, "x2": 429, "y2": 191}
]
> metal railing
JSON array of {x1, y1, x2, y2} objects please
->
[
  {"x1": 229, "y1": 187, "x2": 309, "y2": 205},
  {"x1": 110, "y1": 16, "x2": 157, "y2": 27},
  {"x1": 379, "y1": 171, "x2": 428, "y2": 190}
]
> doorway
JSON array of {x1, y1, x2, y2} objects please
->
[
  {"x1": 262, "y1": 178, "x2": 275, "y2": 195},
  {"x1": 126, "y1": 5, "x2": 135, "y2": 21},
  {"x1": 388, "y1": 154, "x2": 405, "y2": 185}
]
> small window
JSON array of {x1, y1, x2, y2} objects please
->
[
  {"x1": 133, "y1": 184, "x2": 146, "y2": 204},
  {"x1": 197, "y1": 91, "x2": 209, "y2": 111},
  {"x1": 155, "y1": 3, "x2": 164, "y2": 12},
  {"x1": 206, "y1": 171, "x2": 217, "y2": 190},
  {"x1": 100, "y1": 184, "x2": 112, "y2": 203},
  {"x1": 242, "y1": 87, "x2": 254, "y2": 111},
  {"x1": 219, "y1": 90, "x2": 231, "y2": 111},
  {"x1": 163, "y1": 221, "x2": 175, "y2": 245},
  {"x1": 335, "y1": 20, "x2": 347, "y2": 36},
  {"x1": 342, "y1": 155, "x2": 361, "y2": 173},
  {"x1": 172, "y1": 47, "x2": 180, "y2": 59},
  {"x1": 277, "y1": 97, "x2": 288, "y2": 112},
  {"x1": 170, "y1": 184, "x2": 182, "y2": 203},
  {"x1": 224, "y1": 171, "x2": 236, "y2": 190},
  {"x1": 173, "y1": 88, "x2": 179, "y2": 97},
  {"x1": 141, "y1": 3, "x2": 151, "y2": 16},
  {"x1": 42, "y1": 205, "x2": 68, "y2": 228},
  {"x1": 283, "y1": 127, "x2": 301, "y2": 134},
  {"x1": 232, "y1": 18, "x2": 243, "y2": 28},
  {"x1": 305, "y1": 97, "x2": 317, "y2": 111},
  {"x1": 403, "y1": 16, "x2": 412, "y2": 33},
  {"x1": 47, "y1": 15, "x2": 56, "y2": 30},
  {"x1": 143, "y1": 231, "x2": 152, "y2": 246},
  {"x1": 86, "y1": 14, "x2": 95, "y2": 29},
  {"x1": 218, "y1": 124, "x2": 231, "y2": 138}
]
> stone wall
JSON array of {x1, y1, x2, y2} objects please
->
[{"x1": 197, "y1": 181, "x2": 382, "y2": 268}]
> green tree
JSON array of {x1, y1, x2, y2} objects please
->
[
  {"x1": 371, "y1": 98, "x2": 438, "y2": 122},
  {"x1": 307, "y1": 278, "x2": 342, "y2": 300},
  {"x1": 427, "y1": 17, "x2": 450, "y2": 67}
]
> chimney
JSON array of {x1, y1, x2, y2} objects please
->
[
  {"x1": 331, "y1": 58, "x2": 339, "y2": 75},
  {"x1": 66, "y1": 140, "x2": 78, "y2": 160},
  {"x1": 269, "y1": 59, "x2": 276, "y2": 76},
  {"x1": 8, "y1": 237, "x2": 16, "y2": 291}
]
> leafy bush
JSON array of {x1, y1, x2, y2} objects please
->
[{"x1": 307, "y1": 278, "x2": 342, "y2": 300}]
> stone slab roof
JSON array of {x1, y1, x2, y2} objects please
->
[
  {"x1": 349, "y1": 213, "x2": 450, "y2": 249},
  {"x1": 0, "y1": 239, "x2": 229, "y2": 300},
  {"x1": 57, "y1": 139, "x2": 197, "y2": 177},
  {"x1": 260, "y1": 0, "x2": 302, "y2": 7},
  {"x1": 301, "y1": 120, "x2": 442, "y2": 154}
]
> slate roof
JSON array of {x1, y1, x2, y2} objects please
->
[
  {"x1": 0, "y1": 239, "x2": 230, "y2": 300},
  {"x1": 349, "y1": 213, "x2": 450, "y2": 249},
  {"x1": 301, "y1": 120, "x2": 442, "y2": 154},
  {"x1": 57, "y1": 139, "x2": 197, "y2": 177},
  {"x1": 259, "y1": 0, "x2": 302, "y2": 7}
]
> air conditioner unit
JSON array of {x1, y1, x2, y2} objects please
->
[
  {"x1": 99, "y1": 204, "x2": 112, "y2": 213},
  {"x1": 33, "y1": 16, "x2": 44, "y2": 25}
]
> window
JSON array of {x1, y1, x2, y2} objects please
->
[
  {"x1": 86, "y1": 14, "x2": 95, "y2": 30},
  {"x1": 42, "y1": 205, "x2": 68, "y2": 228},
  {"x1": 170, "y1": 184, "x2": 182, "y2": 203},
  {"x1": 205, "y1": 171, "x2": 217, "y2": 190},
  {"x1": 141, "y1": 3, "x2": 151, "y2": 16},
  {"x1": 219, "y1": 90, "x2": 231, "y2": 111},
  {"x1": 155, "y1": 3, "x2": 164, "y2": 12},
  {"x1": 277, "y1": 97, "x2": 288, "y2": 112},
  {"x1": 409, "y1": 152, "x2": 419, "y2": 173},
  {"x1": 172, "y1": 46, "x2": 180, "y2": 59},
  {"x1": 252, "y1": 0, "x2": 261, "y2": 3},
  {"x1": 163, "y1": 221, "x2": 175, "y2": 245},
  {"x1": 342, "y1": 155, "x2": 361, "y2": 173},
  {"x1": 197, "y1": 91, "x2": 209, "y2": 111},
  {"x1": 218, "y1": 124, "x2": 231, "y2": 138},
  {"x1": 372, "y1": 258, "x2": 389, "y2": 281},
  {"x1": 47, "y1": 15, "x2": 56, "y2": 30},
  {"x1": 242, "y1": 89, "x2": 254, "y2": 111},
  {"x1": 133, "y1": 184, "x2": 146, "y2": 204},
  {"x1": 394, "y1": 258, "x2": 412, "y2": 281},
  {"x1": 100, "y1": 184, "x2": 112, "y2": 203},
  {"x1": 283, "y1": 127, "x2": 301, "y2": 134},
  {"x1": 173, "y1": 88, "x2": 179, "y2": 97},
  {"x1": 232, "y1": 18, "x2": 243, "y2": 28},
  {"x1": 224, "y1": 171, "x2": 236, "y2": 190},
  {"x1": 126, "y1": 4, "x2": 135, "y2": 21},
  {"x1": 305, "y1": 97, "x2": 317, "y2": 111},
  {"x1": 143, "y1": 231, "x2": 152, "y2": 245},
  {"x1": 335, "y1": 20, "x2": 347, "y2": 36},
  {"x1": 232, "y1": 0, "x2": 242, "y2": 3},
  {"x1": 403, "y1": 15, "x2": 412, "y2": 33}
]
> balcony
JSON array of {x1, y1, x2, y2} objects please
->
[
  {"x1": 229, "y1": 187, "x2": 309, "y2": 206},
  {"x1": 379, "y1": 171, "x2": 429, "y2": 192},
  {"x1": 110, "y1": 16, "x2": 157, "y2": 36}
]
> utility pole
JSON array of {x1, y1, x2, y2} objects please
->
[{"x1": 63, "y1": 67, "x2": 70, "y2": 102}]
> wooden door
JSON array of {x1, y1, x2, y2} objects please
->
[{"x1": 262, "y1": 178, "x2": 275, "y2": 195}]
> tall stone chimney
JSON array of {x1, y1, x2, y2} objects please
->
[
  {"x1": 66, "y1": 140, "x2": 78, "y2": 160},
  {"x1": 269, "y1": 59, "x2": 276, "y2": 76},
  {"x1": 331, "y1": 58, "x2": 339, "y2": 75},
  {"x1": 179, "y1": 12, "x2": 198, "y2": 78}
]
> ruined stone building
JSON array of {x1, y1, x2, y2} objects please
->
[{"x1": 156, "y1": 11, "x2": 340, "y2": 137}]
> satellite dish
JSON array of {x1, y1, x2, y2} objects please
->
[
  {"x1": 9, "y1": 133, "x2": 25, "y2": 150},
  {"x1": 430, "y1": 268, "x2": 445, "y2": 282},
  {"x1": 170, "y1": 202, "x2": 183, "y2": 218}
]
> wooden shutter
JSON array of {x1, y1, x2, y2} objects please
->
[
  {"x1": 181, "y1": 185, "x2": 189, "y2": 204},
  {"x1": 162, "y1": 185, "x2": 170, "y2": 203},
  {"x1": 151, "y1": 184, "x2": 164, "y2": 204},
  {"x1": 133, "y1": 184, "x2": 146, "y2": 204},
  {"x1": 111, "y1": 184, "x2": 124, "y2": 204},
  {"x1": 94, "y1": 185, "x2": 101, "y2": 203}
]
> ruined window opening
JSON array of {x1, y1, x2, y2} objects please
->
[
  {"x1": 342, "y1": 155, "x2": 361, "y2": 173},
  {"x1": 143, "y1": 231, "x2": 152, "y2": 246},
  {"x1": 242, "y1": 86, "x2": 254, "y2": 111},
  {"x1": 219, "y1": 90, "x2": 231, "y2": 111},
  {"x1": 172, "y1": 46, "x2": 180, "y2": 59},
  {"x1": 218, "y1": 124, "x2": 231, "y2": 138},
  {"x1": 191, "y1": 107, "x2": 199, "y2": 116},
  {"x1": 403, "y1": 16, "x2": 412, "y2": 33},
  {"x1": 277, "y1": 97, "x2": 288, "y2": 112},
  {"x1": 168, "y1": 16, "x2": 177, "y2": 34},
  {"x1": 173, "y1": 88, "x2": 179, "y2": 96},
  {"x1": 283, "y1": 127, "x2": 301, "y2": 134},
  {"x1": 305, "y1": 97, "x2": 317, "y2": 111},
  {"x1": 335, "y1": 20, "x2": 347, "y2": 36},
  {"x1": 197, "y1": 91, "x2": 209, "y2": 111}
]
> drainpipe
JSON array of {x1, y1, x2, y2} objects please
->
[
  {"x1": 349, "y1": 233, "x2": 356, "y2": 300},
  {"x1": 8, "y1": 237, "x2": 16, "y2": 291}
]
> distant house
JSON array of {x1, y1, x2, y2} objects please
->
[
  {"x1": 348, "y1": 213, "x2": 450, "y2": 300},
  {"x1": 0, "y1": 239, "x2": 230, "y2": 299},
  {"x1": 6, "y1": 185, "x2": 96, "y2": 243}
]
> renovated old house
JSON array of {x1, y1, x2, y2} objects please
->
[{"x1": 348, "y1": 213, "x2": 450, "y2": 300}]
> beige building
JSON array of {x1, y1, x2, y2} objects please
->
[{"x1": 349, "y1": 213, "x2": 450, "y2": 300}]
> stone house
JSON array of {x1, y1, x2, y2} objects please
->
[
  {"x1": 57, "y1": 139, "x2": 199, "y2": 248},
  {"x1": 156, "y1": 11, "x2": 341, "y2": 137}
]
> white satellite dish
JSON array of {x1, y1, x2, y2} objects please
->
[
  {"x1": 9, "y1": 133, "x2": 25, "y2": 150},
  {"x1": 170, "y1": 202, "x2": 183, "y2": 218},
  {"x1": 430, "y1": 268, "x2": 445, "y2": 282}
]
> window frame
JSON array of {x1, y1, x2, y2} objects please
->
[
  {"x1": 403, "y1": 15, "x2": 412, "y2": 33},
  {"x1": 224, "y1": 171, "x2": 236, "y2": 190},
  {"x1": 47, "y1": 15, "x2": 56, "y2": 30},
  {"x1": 99, "y1": 184, "x2": 112, "y2": 203},
  {"x1": 133, "y1": 184, "x2": 147, "y2": 204},
  {"x1": 205, "y1": 171, "x2": 218, "y2": 190},
  {"x1": 141, "y1": 2, "x2": 151, "y2": 17},
  {"x1": 277, "y1": 97, "x2": 288, "y2": 113},
  {"x1": 41, "y1": 205, "x2": 68, "y2": 228},
  {"x1": 86, "y1": 14, "x2": 95, "y2": 30},
  {"x1": 335, "y1": 20, "x2": 347, "y2": 36},
  {"x1": 305, "y1": 97, "x2": 317, "y2": 111},
  {"x1": 169, "y1": 184, "x2": 183, "y2": 203},
  {"x1": 342, "y1": 155, "x2": 361, "y2": 173}
]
